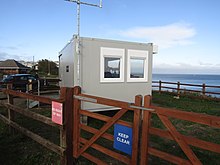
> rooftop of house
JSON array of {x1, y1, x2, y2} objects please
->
[{"x1": 0, "y1": 59, "x2": 30, "y2": 69}]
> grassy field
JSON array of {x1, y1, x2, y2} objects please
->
[{"x1": 0, "y1": 92, "x2": 219, "y2": 164}]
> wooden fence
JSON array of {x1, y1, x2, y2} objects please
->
[
  {"x1": 71, "y1": 87, "x2": 220, "y2": 164},
  {"x1": 141, "y1": 96, "x2": 220, "y2": 165},
  {"x1": 0, "y1": 85, "x2": 73, "y2": 164},
  {"x1": 152, "y1": 80, "x2": 220, "y2": 98},
  {"x1": 71, "y1": 86, "x2": 154, "y2": 164},
  {"x1": 0, "y1": 86, "x2": 220, "y2": 164}
]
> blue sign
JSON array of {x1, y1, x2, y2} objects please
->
[{"x1": 113, "y1": 124, "x2": 133, "y2": 155}]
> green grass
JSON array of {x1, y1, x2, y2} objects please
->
[
  {"x1": 0, "y1": 120, "x2": 60, "y2": 165},
  {"x1": 0, "y1": 92, "x2": 219, "y2": 164}
]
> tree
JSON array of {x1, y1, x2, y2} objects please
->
[{"x1": 37, "y1": 59, "x2": 58, "y2": 76}]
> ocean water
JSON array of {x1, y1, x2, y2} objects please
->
[
  {"x1": 152, "y1": 74, "x2": 220, "y2": 97},
  {"x1": 153, "y1": 74, "x2": 220, "y2": 85}
]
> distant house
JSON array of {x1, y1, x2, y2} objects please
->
[{"x1": 0, "y1": 59, "x2": 30, "y2": 75}]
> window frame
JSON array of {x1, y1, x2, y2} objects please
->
[
  {"x1": 100, "y1": 47, "x2": 125, "y2": 83},
  {"x1": 127, "y1": 49, "x2": 149, "y2": 82}
]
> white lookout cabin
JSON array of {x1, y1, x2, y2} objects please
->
[{"x1": 59, "y1": 35, "x2": 158, "y2": 111}]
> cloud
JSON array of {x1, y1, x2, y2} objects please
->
[
  {"x1": 119, "y1": 22, "x2": 196, "y2": 48},
  {"x1": 5, "y1": 46, "x2": 18, "y2": 50},
  {"x1": 0, "y1": 51, "x2": 33, "y2": 61},
  {"x1": 153, "y1": 62, "x2": 220, "y2": 74},
  {"x1": 0, "y1": 46, "x2": 18, "y2": 50},
  {"x1": 0, "y1": 52, "x2": 22, "y2": 61},
  {"x1": 199, "y1": 61, "x2": 214, "y2": 66}
]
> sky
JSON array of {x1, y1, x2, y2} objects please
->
[{"x1": 0, "y1": 0, "x2": 220, "y2": 74}]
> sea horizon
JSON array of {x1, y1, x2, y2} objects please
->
[
  {"x1": 152, "y1": 73, "x2": 220, "y2": 86},
  {"x1": 152, "y1": 73, "x2": 220, "y2": 97},
  {"x1": 153, "y1": 73, "x2": 220, "y2": 76}
]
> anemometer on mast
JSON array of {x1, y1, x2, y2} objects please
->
[{"x1": 65, "y1": 0, "x2": 103, "y2": 85}]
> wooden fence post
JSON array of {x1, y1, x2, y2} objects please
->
[
  {"x1": 177, "y1": 81, "x2": 180, "y2": 96},
  {"x1": 73, "y1": 86, "x2": 81, "y2": 160},
  {"x1": 60, "y1": 87, "x2": 74, "y2": 165},
  {"x1": 159, "y1": 81, "x2": 162, "y2": 94},
  {"x1": 131, "y1": 95, "x2": 142, "y2": 164},
  {"x1": 140, "y1": 95, "x2": 152, "y2": 165},
  {"x1": 7, "y1": 84, "x2": 14, "y2": 133},
  {"x1": 59, "y1": 87, "x2": 66, "y2": 164},
  {"x1": 202, "y1": 83, "x2": 206, "y2": 97}
]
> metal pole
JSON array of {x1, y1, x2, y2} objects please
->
[
  {"x1": 76, "y1": 0, "x2": 81, "y2": 85},
  {"x1": 38, "y1": 79, "x2": 40, "y2": 107},
  {"x1": 26, "y1": 84, "x2": 29, "y2": 109},
  {"x1": 77, "y1": 0, "x2": 80, "y2": 37},
  {"x1": 65, "y1": 0, "x2": 103, "y2": 86}
]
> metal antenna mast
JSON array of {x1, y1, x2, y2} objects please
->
[{"x1": 65, "y1": 0, "x2": 102, "y2": 85}]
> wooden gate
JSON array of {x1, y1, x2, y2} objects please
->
[
  {"x1": 72, "y1": 86, "x2": 154, "y2": 164},
  {"x1": 72, "y1": 87, "x2": 220, "y2": 164},
  {"x1": 140, "y1": 96, "x2": 220, "y2": 165}
]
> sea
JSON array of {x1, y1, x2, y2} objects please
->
[{"x1": 152, "y1": 74, "x2": 220, "y2": 97}]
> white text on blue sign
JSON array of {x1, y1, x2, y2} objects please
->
[{"x1": 116, "y1": 132, "x2": 130, "y2": 145}]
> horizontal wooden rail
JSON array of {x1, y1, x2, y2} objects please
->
[
  {"x1": 205, "y1": 85, "x2": 220, "y2": 88},
  {"x1": 156, "y1": 81, "x2": 178, "y2": 85},
  {"x1": 152, "y1": 80, "x2": 220, "y2": 99},
  {"x1": 3, "y1": 103, "x2": 62, "y2": 129},
  {"x1": 153, "y1": 80, "x2": 220, "y2": 88},
  {"x1": 1, "y1": 88, "x2": 63, "y2": 104},
  {"x1": 148, "y1": 147, "x2": 191, "y2": 165},
  {"x1": 80, "y1": 109, "x2": 132, "y2": 128},
  {"x1": 152, "y1": 105, "x2": 220, "y2": 128},
  {"x1": 152, "y1": 85, "x2": 158, "y2": 88},
  {"x1": 80, "y1": 137, "x2": 130, "y2": 164},
  {"x1": 0, "y1": 113, "x2": 65, "y2": 156},
  {"x1": 76, "y1": 94, "x2": 131, "y2": 110},
  {"x1": 160, "y1": 86, "x2": 178, "y2": 90},
  {"x1": 80, "y1": 124, "x2": 114, "y2": 141},
  {"x1": 204, "y1": 91, "x2": 220, "y2": 95},
  {"x1": 149, "y1": 127, "x2": 220, "y2": 154},
  {"x1": 81, "y1": 152, "x2": 108, "y2": 165},
  {"x1": 75, "y1": 94, "x2": 154, "y2": 112}
]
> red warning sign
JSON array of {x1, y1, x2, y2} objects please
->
[{"x1": 52, "y1": 101, "x2": 63, "y2": 125}]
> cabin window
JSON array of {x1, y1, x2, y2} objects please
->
[
  {"x1": 127, "y1": 49, "x2": 148, "y2": 82},
  {"x1": 100, "y1": 47, "x2": 125, "y2": 82},
  {"x1": 104, "y1": 57, "x2": 120, "y2": 78}
]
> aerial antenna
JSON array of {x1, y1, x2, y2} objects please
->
[
  {"x1": 65, "y1": 0, "x2": 103, "y2": 85},
  {"x1": 65, "y1": 0, "x2": 102, "y2": 38}
]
